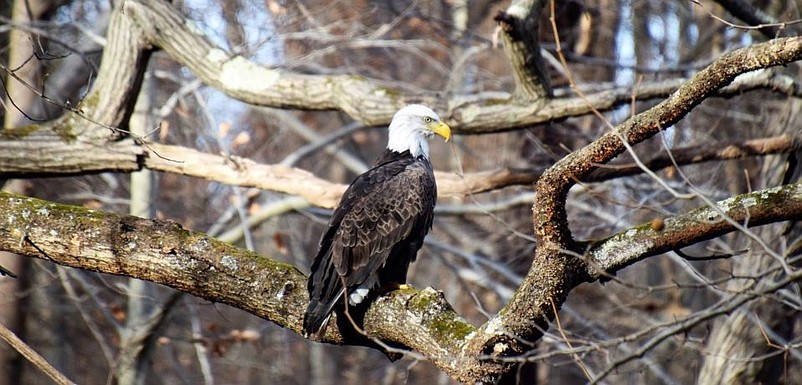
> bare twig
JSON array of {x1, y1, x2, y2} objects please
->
[{"x1": 0, "y1": 321, "x2": 77, "y2": 385}]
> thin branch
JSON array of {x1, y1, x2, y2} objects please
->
[
  {"x1": 705, "y1": 0, "x2": 799, "y2": 39},
  {"x1": 590, "y1": 269, "x2": 802, "y2": 383},
  {"x1": 280, "y1": 121, "x2": 366, "y2": 167},
  {"x1": 216, "y1": 196, "x2": 310, "y2": 244},
  {"x1": 589, "y1": 134, "x2": 799, "y2": 182},
  {"x1": 261, "y1": 108, "x2": 369, "y2": 174},
  {"x1": 57, "y1": 269, "x2": 117, "y2": 365},
  {"x1": 0, "y1": 321, "x2": 77, "y2": 385},
  {"x1": 673, "y1": 248, "x2": 747, "y2": 261}
]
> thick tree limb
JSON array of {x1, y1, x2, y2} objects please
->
[
  {"x1": 586, "y1": 183, "x2": 802, "y2": 275},
  {"x1": 0, "y1": 192, "x2": 311, "y2": 336},
  {"x1": 0, "y1": 134, "x2": 796, "y2": 209},
  {"x1": 2, "y1": 182, "x2": 801, "y2": 383},
  {"x1": 116, "y1": 0, "x2": 802, "y2": 134},
  {"x1": 0, "y1": 133, "x2": 143, "y2": 176},
  {"x1": 0, "y1": 0, "x2": 149, "y2": 164}
]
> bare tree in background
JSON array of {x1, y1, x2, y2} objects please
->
[{"x1": 2, "y1": 0, "x2": 802, "y2": 383}]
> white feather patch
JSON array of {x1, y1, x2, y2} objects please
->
[{"x1": 348, "y1": 286, "x2": 370, "y2": 305}]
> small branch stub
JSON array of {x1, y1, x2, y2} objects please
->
[{"x1": 495, "y1": 0, "x2": 553, "y2": 102}]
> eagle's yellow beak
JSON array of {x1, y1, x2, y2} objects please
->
[{"x1": 428, "y1": 121, "x2": 452, "y2": 142}]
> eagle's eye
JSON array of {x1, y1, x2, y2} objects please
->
[{"x1": 423, "y1": 116, "x2": 434, "y2": 123}]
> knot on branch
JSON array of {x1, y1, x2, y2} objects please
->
[
  {"x1": 481, "y1": 334, "x2": 520, "y2": 358},
  {"x1": 494, "y1": 11, "x2": 524, "y2": 41}
]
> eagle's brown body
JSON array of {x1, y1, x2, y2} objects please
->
[
  {"x1": 303, "y1": 149, "x2": 436, "y2": 338},
  {"x1": 302, "y1": 104, "x2": 449, "y2": 339}
]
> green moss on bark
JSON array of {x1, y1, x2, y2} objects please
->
[{"x1": 407, "y1": 288, "x2": 475, "y2": 345}]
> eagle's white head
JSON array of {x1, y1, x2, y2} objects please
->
[{"x1": 387, "y1": 104, "x2": 451, "y2": 158}]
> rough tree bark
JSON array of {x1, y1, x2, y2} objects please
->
[{"x1": 1, "y1": 182, "x2": 802, "y2": 382}]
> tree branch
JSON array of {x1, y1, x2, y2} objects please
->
[
  {"x1": 710, "y1": 0, "x2": 792, "y2": 39},
  {"x1": 1, "y1": 181, "x2": 801, "y2": 382},
  {"x1": 0, "y1": 321, "x2": 76, "y2": 385},
  {"x1": 0, "y1": 192, "x2": 311, "y2": 336},
  {"x1": 1, "y1": 134, "x2": 797, "y2": 209},
  {"x1": 587, "y1": 183, "x2": 802, "y2": 276},
  {"x1": 536, "y1": 37, "x2": 802, "y2": 246},
  {"x1": 459, "y1": 36, "x2": 802, "y2": 382},
  {"x1": 116, "y1": 0, "x2": 802, "y2": 134},
  {"x1": 494, "y1": 0, "x2": 552, "y2": 101}
]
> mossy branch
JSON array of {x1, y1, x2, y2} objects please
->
[
  {"x1": 587, "y1": 182, "x2": 802, "y2": 276},
  {"x1": 2, "y1": 183, "x2": 802, "y2": 382},
  {"x1": 0, "y1": 192, "x2": 310, "y2": 334}
]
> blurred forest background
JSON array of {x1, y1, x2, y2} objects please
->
[{"x1": 2, "y1": 0, "x2": 802, "y2": 384}]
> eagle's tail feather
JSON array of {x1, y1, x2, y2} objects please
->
[{"x1": 303, "y1": 289, "x2": 344, "y2": 340}]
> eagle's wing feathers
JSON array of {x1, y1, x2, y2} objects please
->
[
  {"x1": 305, "y1": 158, "x2": 432, "y2": 338},
  {"x1": 303, "y1": 104, "x2": 448, "y2": 339},
  {"x1": 307, "y1": 158, "x2": 426, "y2": 304},
  {"x1": 332, "y1": 160, "x2": 431, "y2": 287}
]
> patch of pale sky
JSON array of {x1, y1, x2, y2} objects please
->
[
  {"x1": 610, "y1": 1, "x2": 685, "y2": 146},
  {"x1": 180, "y1": 0, "x2": 286, "y2": 152}
]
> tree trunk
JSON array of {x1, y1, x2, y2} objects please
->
[
  {"x1": 2, "y1": 0, "x2": 62, "y2": 382},
  {"x1": 116, "y1": 61, "x2": 157, "y2": 385}
]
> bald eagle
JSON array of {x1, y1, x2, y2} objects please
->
[{"x1": 303, "y1": 104, "x2": 451, "y2": 339}]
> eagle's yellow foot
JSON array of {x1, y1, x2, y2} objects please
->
[{"x1": 379, "y1": 283, "x2": 414, "y2": 292}]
